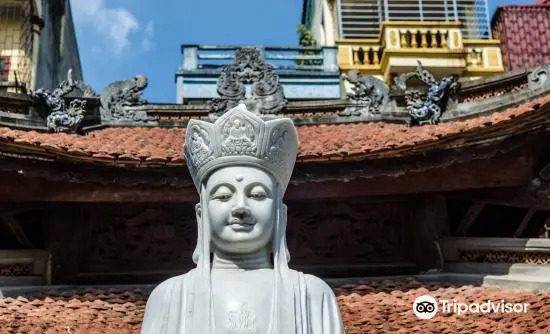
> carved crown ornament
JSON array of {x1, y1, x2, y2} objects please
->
[
  {"x1": 183, "y1": 103, "x2": 298, "y2": 193},
  {"x1": 207, "y1": 47, "x2": 288, "y2": 119}
]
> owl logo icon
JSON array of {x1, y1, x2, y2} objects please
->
[{"x1": 413, "y1": 295, "x2": 438, "y2": 319}]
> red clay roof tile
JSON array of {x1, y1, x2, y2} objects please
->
[
  {"x1": 493, "y1": 3, "x2": 550, "y2": 71},
  {"x1": 0, "y1": 95, "x2": 548, "y2": 166},
  {"x1": 0, "y1": 278, "x2": 548, "y2": 333}
]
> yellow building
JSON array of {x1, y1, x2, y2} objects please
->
[
  {"x1": 0, "y1": 0, "x2": 82, "y2": 93},
  {"x1": 301, "y1": 0, "x2": 504, "y2": 85}
]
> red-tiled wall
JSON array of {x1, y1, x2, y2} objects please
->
[{"x1": 492, "y1": 5, "x2": 550, "y2": 71}]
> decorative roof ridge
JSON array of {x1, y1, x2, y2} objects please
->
[
  {"x1": 2, "y1": 60, "x2": 549, "y2": 133},
  {"x1": 458, "y1": 68, "x2": 529, "y2": 92},
  {"x1": 0, "y1": 93, "x2": 547, "y2": 168}
]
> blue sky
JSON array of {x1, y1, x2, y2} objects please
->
[{"x1": 71, "y1": 0, "x2": 535, "y2": 103}]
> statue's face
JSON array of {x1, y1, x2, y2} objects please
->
[{"x1": 203, "y1": 165, "x2": 276, "y2": 254}]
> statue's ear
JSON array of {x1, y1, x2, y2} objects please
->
[
  {"x1": 195, "y1": 203, "x2": 201, "y2": 221},
  {"x1": 281, "y1": 204, "x2": 287, "y2": 220},
  {"x1": 192, "y1": 203, "x2": 202, "y2": 264}
]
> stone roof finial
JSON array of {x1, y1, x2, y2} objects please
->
[
  {"x1": 208, "y1": 47, "x2": 288, "y2": 118},
  {"x1": 99, "y1": 75, "x2": 149, "y2": 123}
]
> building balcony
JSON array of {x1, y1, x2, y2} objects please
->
[
  {"x1": 176, "y1": 45, "x2": 341, "y2": 103},
  {"x1": 336, "y1": 21, "x2": 504, "y2": 84}
]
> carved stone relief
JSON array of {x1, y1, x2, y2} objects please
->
[
  {"x1": 528, "y1": 64, "x2": 550, "y2": 90},
  {"x1": 208, "y1": 47, "x2": 288, "y2": 118},
  {"x1": 80, "y1": 205, "x2": 197, "y2": 272},
  {"x1": 78, "y1": 200, "x2": 413, "y2": 275},
  {"x1": 0, "y1": 263, "x2": 33, "y2": 276},
  {"x1": 99, "y1": 75, "x2": 149, "y2": 122},
  {"x1": 460, "y1": 251, "x2": 550, "y2": 264},
  {"x1": 286, "y1": 200, "x2": 413, "y2": 265},
  {"x1": 394, "y1": 61, "x2": 460, "y2": 125},
  {"x1": 340, "y1": 70, "x2": 389, "y2": 116},
  {"x1": 34, "y1": 69, "x2": 96, "y2": 133}
]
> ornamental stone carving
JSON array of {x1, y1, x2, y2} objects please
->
[
  {"x1": 208, "y1": 47, "x2": 288, "y2": 118},
  {"x1": 528, "y1": 64, "x2": 550, "y2": 90},
  {"x1": 99, "y1": 75, "x2": 149, "y2": 122},
  {"x1": 394, "y1": 61, "x2": 460, "y2": 125},
  {"x1": 340, "y1": 70, "x2": 389, "y2": 116},
  {"x1": 34, "y1": 69, "x2": 94, "y2": 133},
  {"x1": 45, "y1": 99, "x2": 86, "y2": 133}
]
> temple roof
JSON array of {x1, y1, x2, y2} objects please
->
[
  {"x1": 0, "y1": 278, "x2": 548, "y2": 333},
  {"x1": 0, "y1": 94, "x2": 549, "y2": 167},
  {"x1": 0, "y1": 60, "x2": 549, "y2": 177}
]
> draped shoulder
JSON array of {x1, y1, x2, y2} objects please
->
[
  {"x1": 140, "y1": 272, "x2": 191, "y2": 334},
  {"x1": 303, "y1": 274, "x2": 346, "y2": 334},
  {"x1": 140, "y1": 270, "x2": 346, "y2": 334}
]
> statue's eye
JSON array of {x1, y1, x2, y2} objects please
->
[
  {"x1": 249, "y1": 192, "x2": 266, "y2": 200},
  {"x1": 249, "y1": 186, "x2": 267, "y2": 200},
  {"x1": 214, "y1": 193, "x2": 232, "y2": 201},
  {"x1": 212, "y1": 186, "x2": 233, "y2": 201}
]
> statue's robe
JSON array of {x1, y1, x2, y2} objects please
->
[{"x1": 140, "y1": 268, "x2": 345, "y2": 334}]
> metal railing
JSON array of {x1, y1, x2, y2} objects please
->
[
  {"x1": 337, "y1": 0, "x2": 491, "y2": 39},
  {"x1": 180, "y1": 45, "x2": 339, "y2": 73}
]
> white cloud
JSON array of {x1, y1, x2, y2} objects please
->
[
  {"x1": 71, "y1": 0, "x2": 139, "y2": 56},
  {"x1": 141, "y1": 21, "x2": 155, "y2": 52}
]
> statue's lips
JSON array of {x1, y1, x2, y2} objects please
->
[
  {"x1": 228, "y1": 218, "x2": 256, "y2": 226},
  {"x1": 227, "y1": 218, "x2": 256, "y2": 231}
]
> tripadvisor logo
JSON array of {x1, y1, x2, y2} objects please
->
[
  {"x1": 413, "y1": 295, "x2": 438, "y2": 319},
  {"x1": 413, "y1": 295, "x2": 529, "y2": 319}
]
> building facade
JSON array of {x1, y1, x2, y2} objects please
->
[
  {"x1": 303, "y1": 0, "x2": 492, "y2": 41},
  {"x1": 0, "y1": 0, "x2": 82, "y2": 93},
  {"x1": 301, "y1": 0, "x2": 504, "y2": 85}
]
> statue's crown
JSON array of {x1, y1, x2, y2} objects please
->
[{"x1": 183, "y1": 104, "x2": 298, "y2": 192}]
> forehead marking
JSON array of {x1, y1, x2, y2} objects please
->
[{"x1": 235, "y1": 175, "x2": 244, "y2": 182}]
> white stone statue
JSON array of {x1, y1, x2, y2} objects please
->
[{"x1": 141, "y1": 104, "x2": 345, "y2": 334}]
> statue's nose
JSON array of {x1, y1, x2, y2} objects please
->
[
  {"x1": 231, "y1": 205, "x2": 250, "y2": 218},
  {"x1": 231, "y1": 192, "x2": 250, "y2": 217}
]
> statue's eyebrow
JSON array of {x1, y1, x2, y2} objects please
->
[
  {"x1": 209, "y1": 183, "x2": 235, "y2": 195},
  {"x1": 245, "y1": 182, "x2": 271, "y2": 196}
]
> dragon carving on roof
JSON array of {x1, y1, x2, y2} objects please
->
[
  {"x1": 394, "y1": 61, "x2": 460, "y2": 125},
  {"x1": 34, "y1": 69, "x2": 96, "y2": 133}
]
